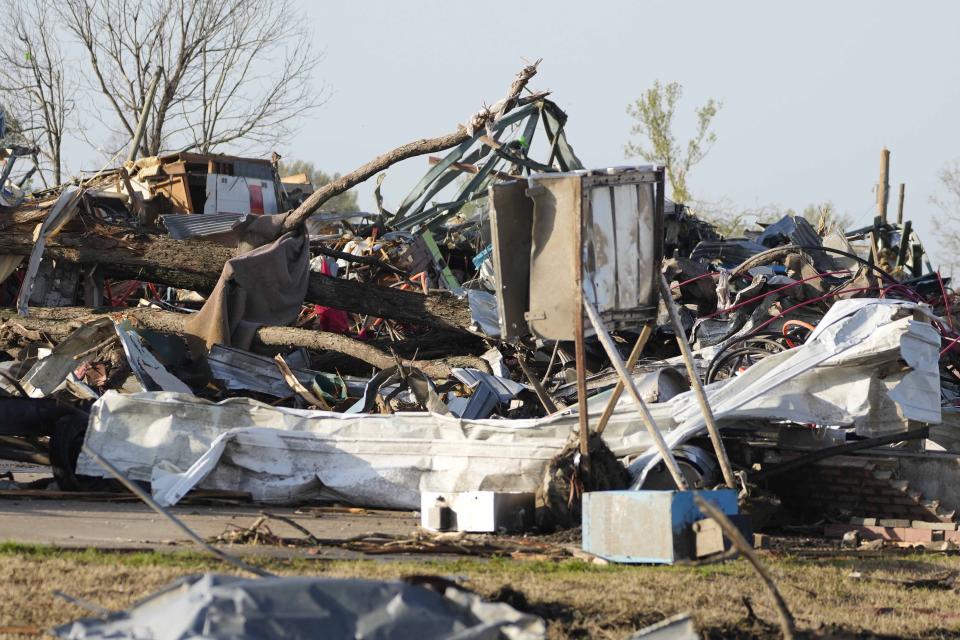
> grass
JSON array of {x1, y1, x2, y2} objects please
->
[{"x1": 2, "y1": 542, "x2": 960, "y2": 638}]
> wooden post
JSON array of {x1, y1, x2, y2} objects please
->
[
  {"x1": 583, "y1": 300, "x2": 688, "y2": 490},
  {"x1": 877, "y1": 147, "x2": 890, "y2": 224},
  {"x1": 595, "y1": 324, "x2": 653, "y2": 436},
  {"x1": 897, "y1": 220, "x2": 912, "y2": 268},
  {"x1": 573, "y1": 181, "x2": 590, "y2": 472},
  {"x1": 897, "y1": 183, "x2": 905, "y2": 225},
  {"x1": 694, "y1": 496, "x2": 797, "y2": 640},
  {"x1": 658, "y1": 274, "x2": 736, "y2": 489},
  {"x1": 516, "y1": 353, "x2": 558, "y2": 414}
]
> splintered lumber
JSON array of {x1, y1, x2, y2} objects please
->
[
  {"x1": 0, "y1": 307, "x2": 489, "y2": 378},
  {"x1": 0, "y1": 230, "x2": 475, "y2": 333}
]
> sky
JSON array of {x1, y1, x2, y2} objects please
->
[
  {"x1": 54, "y1": 0, "x2": 960, "y2": 266},
  {"x1": 281, "y1": 0, "x2": 960, "y2": 267}
]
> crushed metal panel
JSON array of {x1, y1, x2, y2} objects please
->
[
  {"x1": 17, "y1": 186, "x2": 82, "y2": 316},
  {"x1": 114, "y1": 321, "x2": 192, "y2": 394},
  {"x1": 54, "y1": 573, "x2": 547, "y2": 640},
  {"x1": 525, "y1": 168, "x2": 663, "y2": 340},
  {"x1": 20, "y1": 317, "x2": 116, "y2": 398},
  {"x1": 489, "y1": 180, "x2": 533, "y2": 338},
  {"x1": 74, "y1": 390, "x2": 662, "y2": 508},
  {"x1": 525, "y1": 174, "x2": 580, "y2": 340},
  {"x1": 627, "y1": 299, "x2": 944, "y2": 485},
  {"x1": 28, "y1": 260, "x2": 81, "y2": 307},
  {"x1": 208, "y1": 344, "x2": 333, "y2": 398},
  {"x1": 161, "y1": 212, "x2": 246, "y2": 240}
]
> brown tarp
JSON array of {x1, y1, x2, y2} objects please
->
[{"x1": 184, "y1": 215, "x2": 310, "y2": 352}]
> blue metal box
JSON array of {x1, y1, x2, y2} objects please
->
[{"x1": 582, "y1": 490, "x2": 738, "y2": 564}]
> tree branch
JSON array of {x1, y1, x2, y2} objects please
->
[{"x1": 279, "y1": 60, "x2": 544, "y2": 234}]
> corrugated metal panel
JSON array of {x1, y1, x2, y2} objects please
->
[{"x1": 161, "y1": 213, "x2": 246, "y2": 240}]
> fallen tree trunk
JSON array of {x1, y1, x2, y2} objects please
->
[
  {"x1": 0, "y1": 307, "x2": 490, "y2": 378},
  {"x1": 0, "y1": 65, "x2": 542, "y2": 331},
  {"x1": 0, "y1": 64, "x2": 545, "y2": 334},
  {"x1": 0, "y1": 230, "x2": 475, "y2": 333}
]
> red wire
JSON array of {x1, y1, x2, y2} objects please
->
[
  {"x1": 670, "y1": 272, "x2": 720, "y2": 289},
  {"x1": 880, "y1": 282, "x2": 923, "y2": 302},
  {"x1": 937, "y1": 270, "x2": 954, "y2": 330},
  {"x1": 941, "y1": 334, "x2": 960, "y2": 357},
  {"x1": 745, "y1": 286, "x2": 877, "y2": 337},
  {"x1": 704, "y1": 269, "x2": 852, "y2": 319}
]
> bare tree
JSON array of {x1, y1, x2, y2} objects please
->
[
  {"x1": 934, "y1": 160, "x2": 960, "y2": 276},
  {"x1": 625, "y1": 81, "x2": 721, "y2": 204},
  {"x1": 59, "y1": 0, "x2": 324, "y2": 159},
  {"x1": 800, "y1": 201, "x2": 854, "y2": 233},
  {"x1": 0, "y1": 0, "x2": 75, "y2": 186}
]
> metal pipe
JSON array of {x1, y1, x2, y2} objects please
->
[
  {"x1": 582, "y1": 299, "x2": 688, "y2": 490},
  {"x1": 82, "y1": 442, "x2": 274, "y2": 578},
  {"x1": 694, "y1": 495, "x2": 797, "y2": 639},
  {"x1": 657, "y1": 273, "x2": 736, "y2": 489}
]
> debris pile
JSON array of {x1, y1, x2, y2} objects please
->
[{"x1": 1, "y1": 63, "x2": 959, "y2": 553}]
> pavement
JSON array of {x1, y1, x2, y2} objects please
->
[{"x1": 0, "y1": 497, "x2": 421, "y2": 558}]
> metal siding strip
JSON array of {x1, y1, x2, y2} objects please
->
[
  {"x1": 613, "y1": 183, "x2": 641, "y2": 311},
  {"x1": 636, "y1": 183, "x2": 656, "y2": 303}
]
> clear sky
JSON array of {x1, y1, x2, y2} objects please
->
[{"x1": 284, "y1": 0, "x2": 960, "y2": 267}]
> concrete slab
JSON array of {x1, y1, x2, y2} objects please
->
[{"x1": 0, "y1": 498, "x2": 420, "y2": 558}]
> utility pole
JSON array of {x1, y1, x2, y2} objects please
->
[
  {"x1": 877, "y1": 147, "x2": 890, "y2": 224},
  {"x1": 897, "y1": 183, "x2": 905, "y2": 225}
]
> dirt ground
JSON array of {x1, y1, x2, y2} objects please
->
[{"x1": 2, "y1": 542, "x2": 960, "y2": 639}]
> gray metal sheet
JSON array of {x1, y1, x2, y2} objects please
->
[
  {"x1": 161, "y1": 213, "x2": 246, "y2": 240},
  {"x1": 525, "y1": 168, "x2": 662, "y2": 340},
  {"x1": 488, "y1": 181, "x2": 534, "y2": 339},
  {"x1": 526, "y1": 174, "x2": 580, "y2": 340},
  {"x1": 54, "y1": 573, "x2": 546, "y2": 639}
]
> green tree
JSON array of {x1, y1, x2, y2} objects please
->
[
  {"x1": 278, "y1": 159, "x2": 359, "y2": 212},
  {"x1": 625, "y1": 81, "x2": 721, "y2": 204}
]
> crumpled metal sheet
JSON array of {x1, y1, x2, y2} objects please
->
[
  {"x1": 627, "y1": 299, "x2": 943, "y2": 485},
  {"x1": 54, "y1": 573, "x2": 546, "y2": 640},
  {"x1": 17, "y1": 186, "x2": 82, "y2": 316},
  {"x1": 20, "y1": 317, "x2": 117, "y2": 398},
  {"x1": 76, "y1": 390, "x2": 654, "y2": 508},
  {"x1": 445, "y1": 368, "x2": 526, "y2": 419},
  {"x1": 75, "y1": 300, "x2": 938, "y2": 508},
  {"x1": 468, "y1": 290, "x2": 501, "y2": 337},
  {"x1": 160, "y1": 212, "x2": 246, "y2": 240}
]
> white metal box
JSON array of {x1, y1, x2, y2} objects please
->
[{"x1": 420, "y1": 491, "x2": 535, "y2": 533}]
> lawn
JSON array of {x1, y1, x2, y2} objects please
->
[{"x1": 2, "y1": 542, "x2": 960, "y2": 638}]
